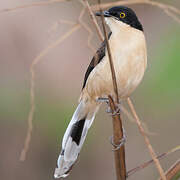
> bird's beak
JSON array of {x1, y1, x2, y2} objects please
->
[{"x1": 95, "y1": 10, "x2": 111, "y2": 17}]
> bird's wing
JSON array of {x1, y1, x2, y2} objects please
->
[{"x1": 82, "y1": 32, "x2": 112, "y2": 89}]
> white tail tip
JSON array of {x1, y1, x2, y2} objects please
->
[
  {"x1": 54, "y1": 167, "x2": 69, "y2": 179},
  {"x1": 54, "y1": 154, "x2": 73, "y2": 178}
]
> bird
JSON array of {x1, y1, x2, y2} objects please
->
[{"x1": 54, "y1": 6, "x2": 147, "y2": 178}]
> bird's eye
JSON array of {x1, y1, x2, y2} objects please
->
[{"x1": 119, "y1": 12, "x2": 126, "y2": 18}]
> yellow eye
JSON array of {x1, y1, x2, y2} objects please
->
[{"x1": 120, "y1": 12, "x2": 126, "y2": 18}]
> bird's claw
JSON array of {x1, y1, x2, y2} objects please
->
[
  {"x1": 109, "y1": 108, "x2": 121, "y2": 116},
  {"x1": 109, "y1": 128, "x2": 126, "y2": 151}
]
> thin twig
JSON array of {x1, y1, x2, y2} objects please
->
[
  {"x1": 127, "y1": 145, "x2": 180, "y2": 177},
  {"x1": 120, "y1": 105, "x2": 157, "y2": 136},
  {"x1": 0, "y1": 0, "x2": 67, "y2": 13},
  {"x1": 19, "y1": 23, "x2": 81, "y2": 161},
  {"x1": 164, "y1": 9, "x2": 180, "y2": 24},
  {"x1": 91, "y1": 0, "x2": 180, "y2": 24},
  {"x1": 48, "y1": 19, "x2": 76, "y2": 36},
  {"x1": 128, "y1": 152, "x2": 167, "y2": 177},
  {"x1": 78, "y1": 5, "x2": 96, "y2": 53},
  {"x1": 160, "y1": 160, "x2": 180, "y2": 180},
  {"x1": 83, "y1": 0, "x2": 104, "y2": 41},
  {"x1": 127, "y1": 98, "x2": 166, "y2": 180}
]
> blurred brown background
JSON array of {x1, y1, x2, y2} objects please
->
[{"x1": 0, "y1": 0, "x2": 180, "y2": 179}]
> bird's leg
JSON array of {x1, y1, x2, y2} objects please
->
[
  {"x1": 96, "y1": 97, "x2": 113, "y2": 113},
  {"x1": 110, "y1": 127, "x2": 126, "y2": 151},
  {"x1": 96, "y1": 97, "x2": 122, "y2": 115},
  {"x1": 96, "y1": 97, "x2": 109, "y2": 103}
]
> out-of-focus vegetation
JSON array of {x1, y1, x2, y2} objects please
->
[{"x1": 143, "y1": 27, "x2": 180, "y2": 109}]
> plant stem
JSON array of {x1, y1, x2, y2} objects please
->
[{"x1": 108, "y1": 96, "x2": 126, "y2": 180}]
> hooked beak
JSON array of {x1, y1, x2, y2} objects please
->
[{"x1": 95, "y1": 10, "x2": 111, "y2": 17}]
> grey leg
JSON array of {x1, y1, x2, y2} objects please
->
[
  {"x1": 96, "y1": 97, "x2": 109, "y2": 103},
  {"x1": 97, "y1": 97, "x2": 122, "y2": 116}
]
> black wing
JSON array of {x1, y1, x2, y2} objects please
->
[{"x1": 82, "y1": 32, "x2": 112, "y2": 89}]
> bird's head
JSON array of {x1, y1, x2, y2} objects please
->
[{"x1": 96, "y1": 6, "x2": 143, "y2": 32}]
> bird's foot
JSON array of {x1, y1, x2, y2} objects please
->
[
  {"x1": 108, "y1": 107, "x2": 121, "y2": 116},
  {"x1": 107, "y1": 102, "x2": 122, "y2": 116},
  {"x1": 97, "y1": 97, "x2": 122, "y2": 115},
  {"x1": 110, "y1": 127, "x2": 126, "y2": 151}
]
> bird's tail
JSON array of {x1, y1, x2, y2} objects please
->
[{"x1": 54, "y1": 100, "x2": 99, "y2": 178}]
